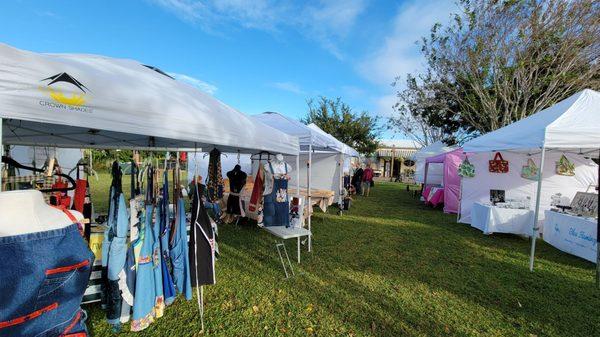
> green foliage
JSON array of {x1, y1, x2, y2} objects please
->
[
  {"x1": 303, "y1": 96, "x2": 381, "y2": 155},
  {"x1": 393, "y1": 0, "x2": 600, "y2": 140}
]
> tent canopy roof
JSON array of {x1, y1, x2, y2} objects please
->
[
  {"x1": 463, "y1": 89, "x2": 600, "y2": 154},
  {"x1": 252, "y1": 112, "x2": 334, "y2": 151},
  {"x1": 426, "y1": 148, "x2": 463, "y2": 164},
  {"x1": 0, "y1": 43, "x2": 299, "y2": 155},
  {"x1": 414, "y1": 140, "x2": 455, "y2": 160},
  {"x1": 307, "y1": 123, "x2": 359, "y2": 157}
]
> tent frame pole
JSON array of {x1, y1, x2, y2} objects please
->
[
  {"x1": 296, "y1": 154, "x2": 300, "y2": 198},
  {"x1": 596, "y1": 149, "x2": 600, "y2": 289},
  {"x1": 339, "y1": 154, "x2": 344, "y2": 215},
  {"x1": 308, "y1": 144, "x2": 312, "y2": 252},
  {"x1": 529, "y1": 145, "x2": 546, "y2": 271},
  {"x1": 0, "y1": 117, "x2": 2, "y2": 192}
]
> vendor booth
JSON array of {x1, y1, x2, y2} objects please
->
[
  {"x1": 414, "y1": 140, "x2": 454, "y2": 185},
  {"x1": 461, "y1": 89, "x2": 600, "y2": 271},
  {"x1": 0, "y1": 43, "x2": 301, "y2": 334},
  {"x1": 423, "y1": 148, "x2": 465, "y2": 213}
]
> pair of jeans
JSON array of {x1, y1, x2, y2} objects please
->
[{"x1": 0, "y1": 224, "x2": 94, "y2": 337}]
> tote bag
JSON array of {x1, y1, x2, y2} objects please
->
[
  {"x1": 489, "y1": 152, "x2": 509, "y2": 173},
  {"x1": 556, "y1": 155, "x2": 575, "y2": 176},
  {"x1": 521, "y1": 158, "x2": 538, "y2": 181},
  {"x1": 458, "y1": 158, "x2": 475, "y2": 178}
]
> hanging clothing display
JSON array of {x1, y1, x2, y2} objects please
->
[
  {"x1": 262, "y1": 162, "x2": 290, "y2": 227},
  {"x1": 249, "y1": 164, "x2": 264, "y2": 213},
  {"x1": 131, "y1": 204, "x2": 158, "y2": 332},
  {"x1": 206, "y1": 148, "x2": 224, "y2": 202},
  {"x1": 170, "y1": 198, "x2": 192, "y2": 300},
  {"x1": 0, "y1": 224, "x2": 94, "y2": 336},
  {"x1": 189, "y1": 183, "x2": 216, "y2": 286},
  {"x1": 159, "y1": 172, "x2": 176, "y2": 306},
  {"x1": 226, "y1": 164, "x2": 247, "y2": 216}
]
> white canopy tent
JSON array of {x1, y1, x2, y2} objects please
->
[
  {"x1": 462, "y1": 89, "x2": 600, "y2": 272},
  {"x1": 414, "y1": 141, "x2": 454, "y2": 184},
  {"x1": 306, "y1": 123, "x2": 359, "y2": 207},
  {"x1": 0, "y1": 43, "x2": 299, "y2": 155},
  {"x1": 0, "y1": 43, "x2": 300, "y2": 195}
]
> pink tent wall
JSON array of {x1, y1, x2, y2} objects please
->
[{"x1": 425, "y1": 148, "x2": 465, "y2": 214}]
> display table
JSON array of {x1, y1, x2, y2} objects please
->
[
  {"x1": 543, "y1": 210, "x2": 597, "y2": 263},
  {"x1": 263, "y1": 226, "x2": 312, "y2": 278},
  {"x1": 471, "y1": 202, "x2": 534, "y2": 236}
]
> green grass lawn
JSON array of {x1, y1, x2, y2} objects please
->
[{"x1": 85, "y1": 181, "x2": 600, "y2": 336}]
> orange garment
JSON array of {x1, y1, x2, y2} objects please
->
[{"x1": 249, "y1": 165, "x2": 264, "y2": 212}]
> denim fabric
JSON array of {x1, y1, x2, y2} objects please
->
[
  {"x1": 263, "y1": 162, "x2": 290, "y2": 227},
  {"x1": 105, "y1": 193, "x2": 129, "y2": 327},
  {"x1": 170, "y1": 199, "x2": 192, "y2": 300},
  {"x1": 0, "y1": 224, "x2": 93, "y2": 337},
  {"x1": 131, "y1": 205, "x2": 157, "y2": 331},
  {"x1": 151, "y1": 205, "x2": 164, "y2": 317},
  {"x1": 159, "y1": 174, "x2": 176, "y2": 305}
]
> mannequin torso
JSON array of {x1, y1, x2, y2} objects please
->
[{"x1": 0, "y1": 190, "x2": 82, "y2": 237}]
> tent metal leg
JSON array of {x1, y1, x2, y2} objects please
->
[
  {"x1": 275, "y1": 241, "x2": 294, "y2": 278},
  {"x1": 0, "y1": 117, "x2": 3, "y2": 192},
  {"x1": 529, "y1": 146, "x2": 546, "y2": 271},
  {"x1": 308, "y1": 144, "x2": 312, "y2": 252},
  {"x1": 596, "y1": 149, "x2": 600, "y2": 289}
]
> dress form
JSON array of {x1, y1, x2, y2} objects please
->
[
  {"x1": 263, "y1": 154, "x2": 292, "y2": 176},
  {"x1": 0, "y1": 190, "x2": 82, "y2": 237}
]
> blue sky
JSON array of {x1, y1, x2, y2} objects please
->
[{"x1": 0, "y1": 0, "x2": 456, "y2": 139}]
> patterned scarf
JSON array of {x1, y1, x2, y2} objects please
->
[{"x1": 206, "y1": 148, "x2": 224, "y2": 201}]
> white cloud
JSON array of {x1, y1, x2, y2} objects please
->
[
  {"x1": 168, "y1": 72, "x2": 218, "y2": 95},
  {"x1": 358, "y1": 0, "x2": 455, "y2": 86},
  {"x1": 149, "y1": 0, "x2": 368, "y2": 59},
  {"x1": 357, "y1": 0, "x2": 456, "y2": 117},
  {"x1": 270, "y1": 81, "x2": 305, "y2": 95}
]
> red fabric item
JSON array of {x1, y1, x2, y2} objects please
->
[
  {"x1": 362, "y1": 167, "x2": 374, "y2": 182},
  {"x1": 73, "y1": 179, "x2": 87, "y2": 213},
  {"x1": 249, "y1": 166, "x2": 264, "y2": 212},
  {"x1": 0, "y1": 303, "x2": 58, "y2": 329},
  {"x1": 180, "y1": 152, "x2": 187, "y2": 162},
  {"x1": 45, "y1": 259, "x2": 90, "y2": 275},
  {"x1": 51, "y1": 178, "x2": 71, "y2": 208}
]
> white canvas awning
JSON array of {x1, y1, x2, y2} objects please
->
[
  {"x1": 307, "y1": 123, "x2": 359, "y2": 157},
  {"x1": 463, "y1": 89, "x2": 600, "y2": 154},
  {"x1": 252, "y1": 112, "x2": 334, "y2": 152},
  {"x1": 0, "y1": 43, "x2": 299, "y2": 155},
  {"x1": 413, "y1": 140, "x2": 455, "y2": 184}
]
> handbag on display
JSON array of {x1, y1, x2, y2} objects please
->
[
  {"x1": 521, "y1": 158, "x2": 539, "y2": 180},
  {"x1": 458, "y1": 158, "x2": 475, "y2": 178},
  {"x1": 489, "y1": 152, "x2": 509, "y2": 173},
  {"x1": 556, "y1": 155, "x2": 575, "y2": 176}
]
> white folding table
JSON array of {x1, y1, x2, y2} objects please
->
[{"x1": 263, "y1": 226, "x2": 312, "y2": 278}]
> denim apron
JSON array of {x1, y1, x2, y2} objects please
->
[
  {"x1": 159, "y1": 173, "x2": 176, "y2": 306},
  {"x1": 0, "y1": 224, "x2": 94, "y2": 336},
  {"x1": 170, "y1": 198, "x2": 192, "y2": 300},
  {"x1": 263, "y1": 162, "x2": 290, "y2": 227},
  {"x1": 151, "y1": 205, "x2": 165, "y2": 318}
]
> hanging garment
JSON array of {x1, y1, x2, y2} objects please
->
[
  {"x1": 131, "y1": 205, "x2": 158, "y2": 332},
  {"x1": 0, "y1": 223, "x2": 94, "y2": 336},
  {"x1": 170, "y1": 198, "x2": 193, "y2": 300},
  {"x1": 159, "y1": 172, "x2": 176, "y2": 306},
  {"x1": 206, "y1": 148, "x2": 224, "y2": 202},
  {"x1": 73, "y1": 178, "x2": 87, "y2": 213},
  {"x1": 104, "y1": 193, "x2": 129, "y2": 330},
  {"x1": 249, "y1": 164, "x2": 264, "y2": 213},
  {"x1": 189, "y1": 183, "x2": 216, "y2": 286},
  {"x1": 262, "y1": 162, "x2": 290, "y2": 227},
  {"x1": 118, "y1": 245, "x2": 136, "y2": 324},
  {"x1": 152, "y1": 204, "x2": 165, "y2": 318},
  {"x1": 226, "y1": 165, "x2": 247, "y2": 216}
]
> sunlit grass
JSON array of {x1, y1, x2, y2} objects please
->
[{"x1": 86, "y1": 181, "x2": 600, "y2": 336}]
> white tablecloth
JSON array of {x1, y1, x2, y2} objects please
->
[
  {"x1": 471, "y1": 202, "x2": 534, "y2": 236},
  {"x1": 543, "y1": 210, "x2": 597, "y2": 263}
]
